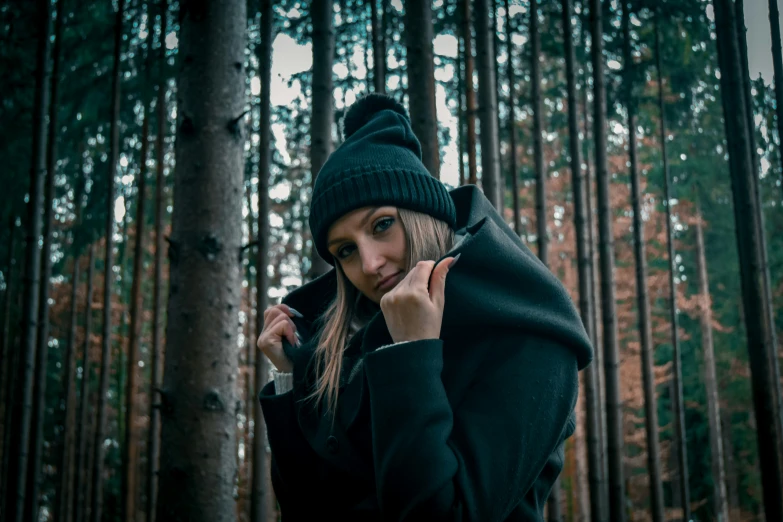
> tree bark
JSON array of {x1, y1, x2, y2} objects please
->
[
  {"x1": 563, "y1": 1, "x2": 602, "y2": 520},
  {"x1": 622, "y1": 6, "x2": 665, "y2": 521},
  {"x1": 693, "y1": 193, "x2": 729, "y2": 522},
  {"x1": 461, "y1": 0, "x2": 477, "y2": 186},
  {"x1": 768, "y1": 0, "x2": 783, "y2": 201},
  {"x1": 91, "y1": 2, "x2": 124, "y2": 521},
  {"x1": 473, "y1": 0, "x2": 501, "y2": 209},
  {"x1": 589, "y1": 0, "x2": 625, "y2": 519},
  {"x1": 155, "y1": 0, "x2": 246, "y2": 520},
  {"x1": 712, "y1": 0, "x2": 783, "y2": 518},
  {"x1": 370, "y1": 0, "x2": 385, "y2": 93},
  {"x1": 74, "y1": 243, "x2": 95, "y2": 522},
  {"x1": 506, "y1": 0, "x2": 520, "y2": 236},
  {"x1": 530, "y1": 0, "x2": 548, "y2": 265},
  {"x1": 404, "y1": 0, "x2": 439, "y2": 178},
  {"x1": 251, "y1": 2, "x2": 274, "y2": 522},
  {"x1": 5, "y1": 0, "x2": 51, "y2": 519},
  {"x1": 146, "y1": 3, "x2": 167, "y2": 522},
  {"x1": 309, "y1": 0, "x2": 335, "y2": 278},
  {"x1": 123, "y1": 6, "x2": 153, "y2": 518},
  {"x1": 457, "y1": 29, "x2": 466, "y2": 187}
]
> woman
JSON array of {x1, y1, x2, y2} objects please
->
[{"x1": 257, "y1": 94, "x2": 593, "y2": 521}]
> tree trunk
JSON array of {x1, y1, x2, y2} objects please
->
[
  {"x1": 563, "y1": 0, "x2": 602, "y2": 519},
  {"x1": 370, "y1": 0, "x2": 385, "y2": 93},
  {"x1": 461, "y1": 0, "x2": 477, "y2": 186},
  {"x1": 156, "y1": 0, "x2": 246, "y2": 520},
  {"x1": 404, "y1": 0, "x2": 439, "y2": 178},
  {"x1": 123, "y1": 8, "x2": 153, "y2": 517},
  {"x1": 693, "y1": 193, "x2": 729, "y2": 522},
  {"x1": 721, "y1": 413, "x2": 740, "y2": 521},
  {"x1": 54, "y1": 256, "x2": 80, "y2": 522},
  {"x1": 653, "y1": 13, "x2": 691, "y2": 522},
  {"x1": 146, "y1": 3, "x2": 167, "y2": 521},
  {"x1": 589, "y1": 0, "x2": 625, "y2": 519},
  {"x1": 768, "y1": 0, "x2": 783, "y2": 201},
  {"x1": 91, "y1": 1, "x2": 124, "y2": 521},
  {"x1": 712, "y1": 0, "x2": 783, "y2": 518},
  {"x1": 5, "y1": 0, "x2": 51, "y2": 519},
  {"x1": 530, "y1": 0, "x2": 548, "y2": 266},
  {"x1": 251, "y1": 2, "x2": 274, "y2": 522},
  {"x1": 0, "y1": 218, "x2": 18, "y2": 496},
  {"x1": 74, "y1": 243, "x2": 95, "y2": 522},
  {"x1": 473, "y1": 0, "x2": 501, "y2": 209},
  {"x1": 622, "y1": 6, "x2": 665, "y2": 521},
  {"x1": 580, "y1": 12, "x2": 608, "y2": 506},
  {"x1": 309, "y1": 0, "x2": 335, "y2": 278},
  {"x1": 506, "y1": 0, "x2": 520, "y2": 236},
  {"x1": 735, "y1": 0, "x2": 781, "y2": 425},
  {"x1": 457, "y1": 30, "x2": 466, "y2": 187}
]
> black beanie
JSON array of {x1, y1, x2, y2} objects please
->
[{"x1": 309, "y1": 94, "x2": 457, "y2": 265}]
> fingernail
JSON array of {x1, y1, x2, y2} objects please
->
[
  {"x1": 289, "y1": 307, "x2": 304, "y2": 318},
  {"x1": 448, "y1": 253, "x2": 461, "y2": 269}
]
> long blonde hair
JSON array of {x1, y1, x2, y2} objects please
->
[{"x1": 306, "y1": 208, "x2": 455, "y2": 415}]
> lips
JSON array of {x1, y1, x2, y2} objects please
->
[{"x1": 376, "y1": 270, "x2": 403, "y2": 291}]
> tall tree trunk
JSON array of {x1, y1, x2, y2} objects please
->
[
  {"x1": 74, "y1": 243, "x2": 95, "y2": 522},
  {"x1": 735, "y1": 0, "x2": 781, "y2": 413},
  {"x1": 309, "y1": 0, "x2": 335, "y2": 278},
  {"x1": 563, "y1": 0, "x2": 602, "y2": 519},
  {"x1": 505, "y1": 0, "x2": 520, "y2": 236},
  {"x1": 146, "y1": 3, "x2": 167, "y2": 521},
  {"x1": 473, "y1": 0, "x2": 501, "y2": 209},
  {"x1": 91, "y1": 1, "x2": 124, "y2": 521},
  {"x1": 589, "y1": 0, "x2": 624, "y2": 519},
  {"x1": 5, "y1": 0, "x2": 51, "y2": 519},
  {"x1": 653, "y1": 14, "x2": 691, "y2": 522},
  {"x1": 55, "y1": 256, "x2": 80, "y2": 522},
  {"x1": 461, "y1": 0, "x2": 477, "y2": 186},
  {"x1": 457, "y1": 30, "x2": 466, "y2": 187},
  {"x1": 622, "y1": 6, "x2": 665, "y2": 521},
  {"x1": 712, "y1": 0, "x2": 783, "y2": 518},
  {"x1": 768, "y1": 0, "x2": 783, "y2": 200},
  {"x1": 156, "y1": 0, "x2": 246, "y2": 520},
  {"x1": 123, "y1": 7, "x2": 153, "y2": 518},
  {"x1": 530, "y1": 0, "x2": 548, "y2": 266},
  {"x1": 251, "y1": 1, "x2": 274, "y2": 521},
  {"x1": 26, "y1": 1, "x2": 64, "y2": 517},
  {"x1": 370, "y1": 0, "x2": 385, "y2": 93},
  {"x1": 580, "y1": 13, "x2": 608, "y2": 505},
  {"x1": 693, "y1": 193, "x2": 729, "y2": 522},
  {"x1": 0, "y1": 218, "x2": 18, "y2": 494},
  {"x1": 404, "y1": 0, "x2": 439, "y2": 178}
]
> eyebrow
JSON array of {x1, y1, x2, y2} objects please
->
[{"x1": 327, "y1": 207, "x2": 380, "y2": 248}]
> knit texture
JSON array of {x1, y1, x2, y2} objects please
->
[{"x1": 309, "y1": 94, "x2": 456, "y2": 264}]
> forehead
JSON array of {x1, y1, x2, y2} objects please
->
[{"x1": 328, "y1": 205, "x2": 398, "y2": 238}]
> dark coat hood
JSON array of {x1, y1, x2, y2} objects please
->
[{"x1": 281, "y1": 184, "x2": 593, "y2": 370}]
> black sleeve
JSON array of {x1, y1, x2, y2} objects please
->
[
  {"x1": 258, "y1": 381, "x2": 326, "y2": 520},
  {"x1": 362, "y1": 332, "x2": 579, "y2": 521}
]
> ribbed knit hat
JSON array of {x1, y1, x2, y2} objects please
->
[{"x1": 309, "y1": 94, "x2": 457, "y2": 265}]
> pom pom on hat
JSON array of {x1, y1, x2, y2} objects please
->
[{"x1": 341, "y1": 93, "x2": 409, "y2": 141}]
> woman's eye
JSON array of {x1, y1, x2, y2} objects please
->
[
  {"x1": 337, "y1": 245, "x2": 355, "y2": 259},
  {"x1": 374, "y1": 217, "x2": 394, "y2": 233}
]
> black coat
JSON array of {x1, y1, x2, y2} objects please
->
[{"x1": 259, "y1": 185, "x2": 594, "y2": 521}]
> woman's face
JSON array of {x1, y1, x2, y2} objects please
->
[{"x1": 327, "y1": 205, "x2": 407, "y2": 304}]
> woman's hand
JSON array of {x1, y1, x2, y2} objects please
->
[
  {"x1": 257, "y1": 304, "x2": 300, "y2": 373},
  {"x1": 379, "y1": 256, "x2": 457, "y2": 344}
]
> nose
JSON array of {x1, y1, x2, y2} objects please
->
[{"x1": 360, "y1": 244, "x2": 385, "y2": 275}]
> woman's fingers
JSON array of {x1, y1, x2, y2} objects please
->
[{"x1": 266, "y1": 312, "x2": 298, "y2": 346}]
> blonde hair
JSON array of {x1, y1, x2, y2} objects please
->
[{"x1": 306, "y1": 208, "x2": 455, "y2": 415}]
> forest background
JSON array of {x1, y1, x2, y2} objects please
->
[{"x1": 0, "y1": 0, "x2": 782, "y2": 522}]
